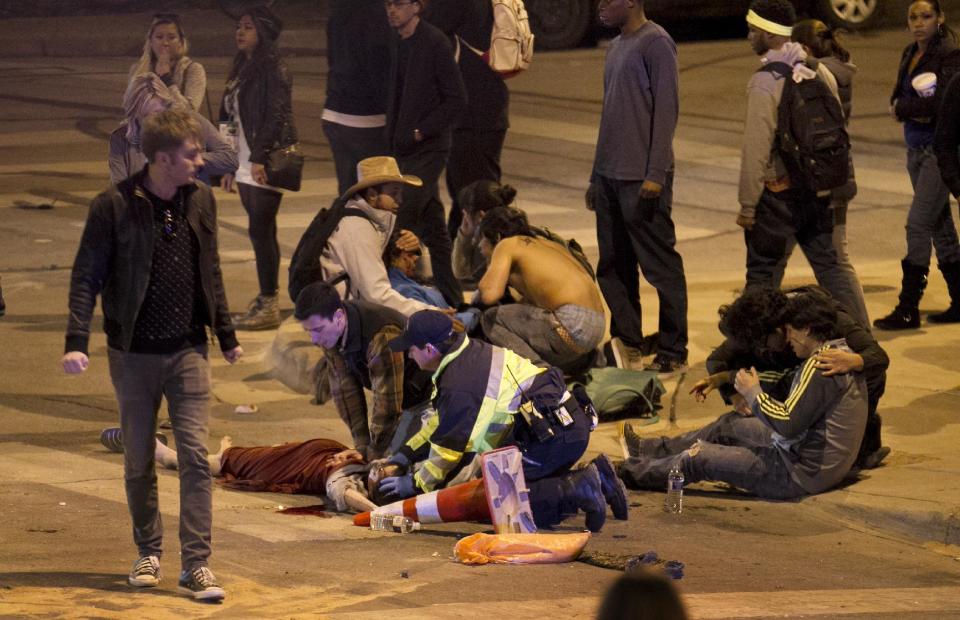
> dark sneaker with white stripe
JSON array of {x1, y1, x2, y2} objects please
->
[
  {"x1": 99, "y1": 427, "x2": 167, "y2": 453},
  {"x1": 128, "y1": 555, "x2": 161, "y2": 587},
  {"x1": 178, "y1": 566, "x2": 225, "y2": 602}
]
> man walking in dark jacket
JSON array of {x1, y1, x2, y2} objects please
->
[
  {"x1": 63, "y1": 110, "x2": 241, "y2": 601},
  {"x1": 385, "y1": 0, "x2": 467, "y2": 308}
]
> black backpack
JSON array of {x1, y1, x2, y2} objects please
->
[
  {"x1": 287, "y1": 198, "x2": 373, "y2": 303},
  {"x1": 760, "y1": 61, "x2": 850, "y2": 194}
]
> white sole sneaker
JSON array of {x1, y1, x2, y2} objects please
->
[
  {"x1": 129, "y1": 575, "x2": 160, "y2": 587},
  {"x1": 178, "y1": 585, "x2": 225, "y2": 601}
]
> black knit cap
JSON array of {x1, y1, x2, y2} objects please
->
[
  {"x1": 245, "y1": 4, "x2": 283, "y2": 42},
  {"x1": 748, "y1": 0, "x2": 796, "y2": 30}
]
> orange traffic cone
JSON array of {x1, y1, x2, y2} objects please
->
[{"x1": 354, "y1": 478, "x2": 489, "y2": 527}]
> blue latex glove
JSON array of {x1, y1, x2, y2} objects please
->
[
  {"x1": 387, "y1": 451, "x2": 410, "y2": 469},
  {"x1": 378, "y1": 473, "x2": 417, "y2": 502}
]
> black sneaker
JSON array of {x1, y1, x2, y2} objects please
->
[
  {"x1": 591, "y1": 454, "x2": 629, "y2": 521},
  {"x1": 99, "y1": 427, "x2": 168, "y2": 454},
  {"x1": 873, "y1": 306, "x2": 920, "y2": 330},
  {"x1": 644, "y1": 353, "x2": 687, "y2": 375},
  {"x1": 128, "y1": 555, "x2": 161, "y2": 587},
  {"x1": 178, "y1": 566, "x2": 225, "y2": 602}
]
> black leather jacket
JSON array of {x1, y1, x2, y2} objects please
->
[
  {"x1": 219, "y1": 52, "x2": 295, "y2": 165},
  {"x1": 890, "y1": 34, "x2": 960, "y2": 123},
  {"x1": 65, "y1": 168, "x2": 238, "y2": 355}
]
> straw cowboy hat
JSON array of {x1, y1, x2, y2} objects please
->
[{"x1": 341, "y1": 156, "x2": 422, "y2": 201}]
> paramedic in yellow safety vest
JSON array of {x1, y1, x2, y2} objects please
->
[{"x1": 377, "y1": 309, "x2": 594, "y2": 501}]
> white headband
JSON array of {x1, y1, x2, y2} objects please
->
[{"x1": 746, "y1": 9, "x2": 793, "y2": 36}]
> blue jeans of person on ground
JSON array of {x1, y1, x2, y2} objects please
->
[
  {"x1": 593, "y1": 172, "x2": 688, "y2": 360},
  {"x1": 108, "y1": 345, "x2": 214, "y2": 571},
  {"x1": 617, "y1": 412, "x2": 806, "y2": 500},
  {"x1": 904, "y1": 145, "x2": 960, "y2": 268}
]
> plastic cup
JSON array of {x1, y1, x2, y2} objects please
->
[{"x1": 912, "y1": 72, "x2": 937, "y2": 98}]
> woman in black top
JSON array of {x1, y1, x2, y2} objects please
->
[
  {"x1": 874, "y1": 0, "x2": 960, "y2": 330},
  {"x1": 219, "y1": 6, "x2": 295, "y2": 331}
]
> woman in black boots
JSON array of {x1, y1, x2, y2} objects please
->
[{"x1": 875, "y1": 0, "x2": 960, "y2": 330}]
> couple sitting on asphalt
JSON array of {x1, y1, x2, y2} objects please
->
[{"x1": 617, "y1": 286, "x2": 886, "y2": 499}]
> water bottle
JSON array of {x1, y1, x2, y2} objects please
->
[
  {"x1": 369, "y1": 513, "x2": 421, "y2": 533},
  {"x1": 664, "y1": 464, "x2": 684, "y2": 514}
]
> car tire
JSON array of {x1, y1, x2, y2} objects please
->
[
  {"x1": 814, "y1": 0, "x2": 881, "y2": 30},
  {"x1": 526, "y1": 0, "x2": 594, "y2": 50}
]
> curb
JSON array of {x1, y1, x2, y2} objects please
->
[{"x1": 809, "y1": 485, "x2": 960, "y2": 547}]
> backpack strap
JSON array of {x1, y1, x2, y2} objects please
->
[{"x1": 757, "y1": 60, "x2": 792, "y2": 79}]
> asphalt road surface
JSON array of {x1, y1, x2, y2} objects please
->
[{"x1": 1, "y1": 24, "x2": 959, "y2": 619}]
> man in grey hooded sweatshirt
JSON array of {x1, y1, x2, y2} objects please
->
[{"x1": 737, "y1": 0, "x2": 867, "y2": 325}]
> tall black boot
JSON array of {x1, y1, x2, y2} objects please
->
[
  {"x1": 928, "y1": 261, "x2": 960, "y2": 323},
  {"x1": 557, "y1": 464, "x2": 607, "y2": 533},
  {"x1": 873, "y1": 260, "x2": 928, "y2": 330}
]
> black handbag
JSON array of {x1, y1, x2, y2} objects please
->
[
  {"x1": 265, "y1": 143, "x2": 304, "y2": 191},
  {"x1": 265, "y1": 117, "x2": 303, "y2": 191}
]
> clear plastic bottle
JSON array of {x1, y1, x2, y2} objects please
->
[
  {"x1": 664, "y1": 464, "x2": 684, "y2": 514},
  {"x1": 369, "y1": 513, "x2": 422, "y2": 533}
]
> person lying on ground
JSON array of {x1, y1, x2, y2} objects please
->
[
  {"x1": 104, "y1": 429, "x2": 377, "y2": 513},
  {"x1": 104, "y1": 429, "x2": 625, "y2": 532},
  {"x1": 475, "y1": 207, "x2": 606, "y2": 375},
  {"x1": 617, "y1": 289, "x2": 868, "y2": 499}
]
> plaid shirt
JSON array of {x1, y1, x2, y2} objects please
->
[{"x1": 325, "y1": 302, "x2": 406, "y2": 457}]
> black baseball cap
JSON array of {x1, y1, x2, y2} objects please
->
[{"x1": 388, "y1": 310, "x2": 454, "y2": 352}]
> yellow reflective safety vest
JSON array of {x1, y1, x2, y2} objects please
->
[{"x1": 397, "y1": 333, "x2": 545, "y2": 492}]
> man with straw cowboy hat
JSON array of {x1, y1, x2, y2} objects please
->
[{"x1": 312, "y1": 155, "x2": 460, "y2": 318}]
